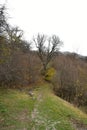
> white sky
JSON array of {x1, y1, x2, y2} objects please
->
[{"x1": 1, "y1": 0, "x2": 87, "y2": 56}]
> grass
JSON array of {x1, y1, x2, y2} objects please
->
[{"x1": 0, "y1": 84, "x2": 87, "y2": 130}]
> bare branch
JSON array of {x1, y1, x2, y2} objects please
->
[{"x1": 33, "y1": 34, "x2": 63, "y2": 72}]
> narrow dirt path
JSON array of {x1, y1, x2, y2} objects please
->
[{"x1": 31, "y1": 92, "x2": 60, "y2": 130}]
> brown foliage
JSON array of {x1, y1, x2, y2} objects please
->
[{"x1": 52, "y1": 52, "x2": 87, "y2": 106}]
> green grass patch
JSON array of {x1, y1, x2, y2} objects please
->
[{"x1": 0, "y1": 85, "x2": 87, "y2": 130}]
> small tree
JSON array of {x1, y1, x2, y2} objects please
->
[{"x1": 33, "y1": 34, "x2": 63, "y2": 72}]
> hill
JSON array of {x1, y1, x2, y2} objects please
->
[{"x1": 0, "y1": 84, "x2": 87, "y2": 130}]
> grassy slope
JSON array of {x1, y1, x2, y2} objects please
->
[{"x1": 0, "y1": 84, "x2": 87, "y2": 130}]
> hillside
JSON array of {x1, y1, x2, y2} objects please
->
[{"x1": 0, "y1": 84, "x2": 87, "y2": 130}]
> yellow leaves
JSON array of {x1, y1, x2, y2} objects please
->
[{"x1": 45, "y1": 67, "x2": 56, "y2": 81}]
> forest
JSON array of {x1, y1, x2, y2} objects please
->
[
  {"x1": 0, "y1": 4, "x2": 87, "y2": 108},
  {"x1": 1, "y1": 4, "x2": 87, "y2": 130}
]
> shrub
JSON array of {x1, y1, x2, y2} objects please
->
[{"x1": 45, "y1": 67, "x2": 56, "y2": 82}]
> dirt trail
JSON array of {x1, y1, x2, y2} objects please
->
[{"x1": 31, "y1": 92, "x2": 60, "y2": 130}]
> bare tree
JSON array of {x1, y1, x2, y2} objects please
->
[
  {"x1": 33, "y1": 34, "x2": 63, "y2": 72},
  {"x1": 0, "y1": 5, "x2": 8, "y2": 36},
  {"x1": 6, "y1": 26, "x2": 23, "y2": 42}
]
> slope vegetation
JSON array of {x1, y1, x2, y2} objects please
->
[{"x1": 0, "y1": 84, "x2": 87, "y2": 130}]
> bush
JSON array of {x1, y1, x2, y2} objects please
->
[{"x1": 45, "y1": 67, "x2": 56, "y2": 82}]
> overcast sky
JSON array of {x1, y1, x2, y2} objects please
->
[{"x1": 1, "y1": 0, "x2": 87, "y2": 56}]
